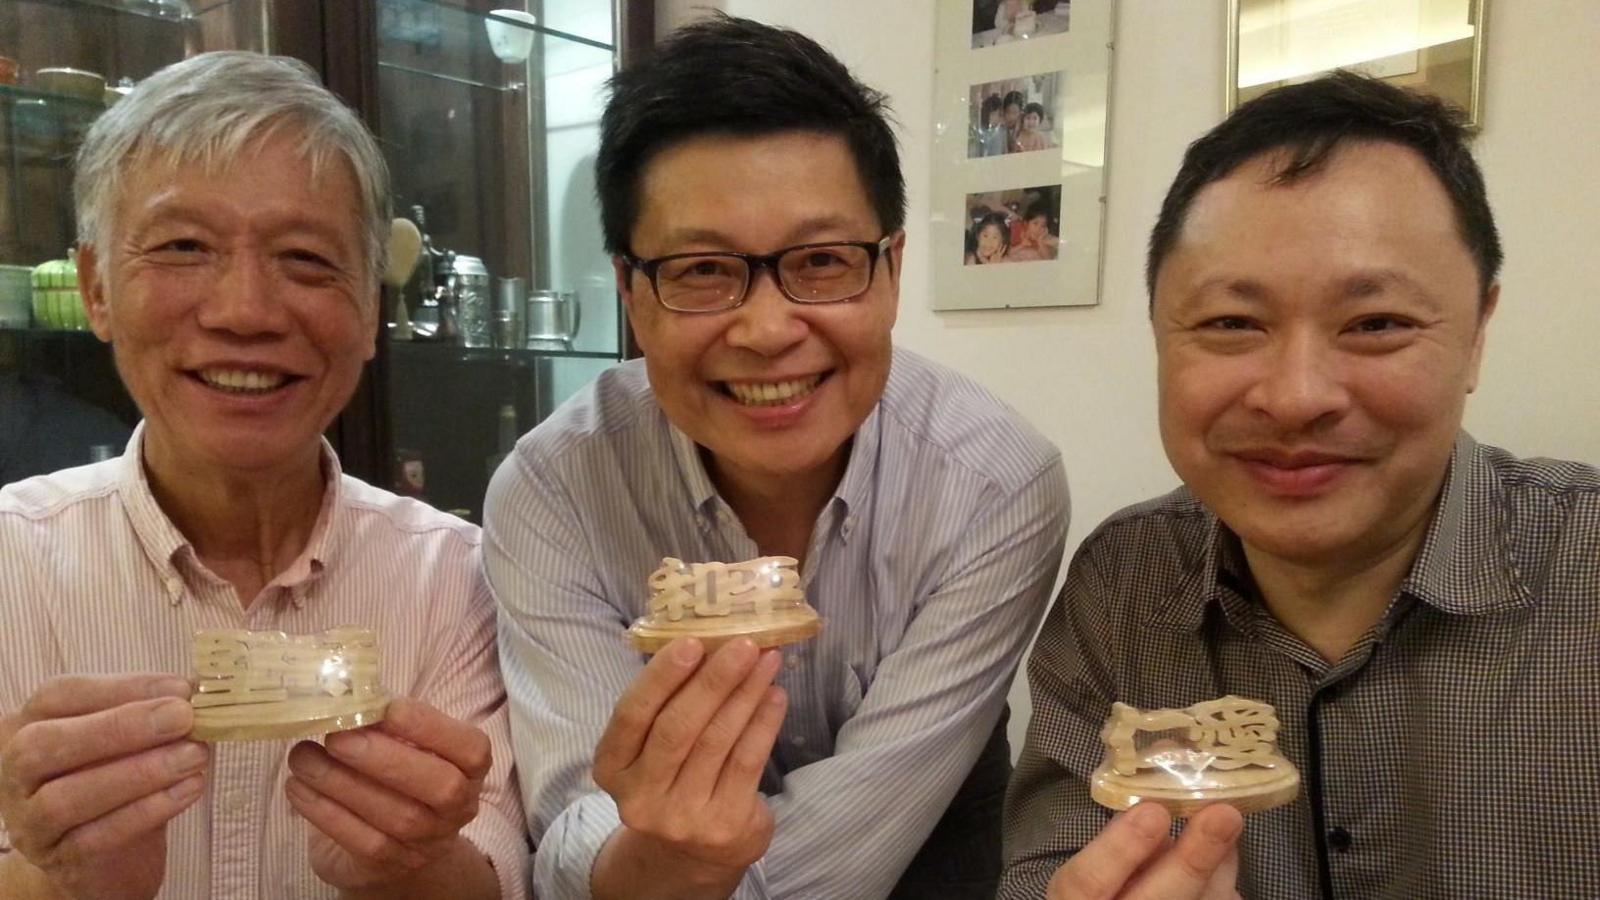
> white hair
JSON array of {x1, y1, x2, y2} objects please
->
[{"x1": 74, "y1": 51, "x2": 391, "y2": 288}]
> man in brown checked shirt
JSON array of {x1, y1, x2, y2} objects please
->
[{"x1": 1001, "y1": 71, "x2": 1600, "y2": 900}]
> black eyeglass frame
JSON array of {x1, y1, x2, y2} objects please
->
[{"x1": 621, "y1": 233, "x2": 897, "y2": 313}]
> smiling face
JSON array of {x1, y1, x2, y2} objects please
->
[
  {"x1": 79, "y1": 130, "x2": 376, "y2": 480},
  {"x1": 1153, "y1": 141, "x2": 1494, "y2": 569},
  {"x1": 976, "y1": 221, "x2": 1006, "y2": 259},
  {"x1": 619, "y1": 130, "x2": 901, "y2": 496},
  {"x1": 1022, "y1": 110, "x2": 1041, "y2": 132}
]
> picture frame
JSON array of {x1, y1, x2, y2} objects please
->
[
  {"x1": 931, "y1": 0, "x2": 1115, "y2": 311},
  {"x1": 1228, "y1": 0, "x2": 1488, "y2": 128}
]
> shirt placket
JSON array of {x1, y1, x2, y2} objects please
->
[{"x1": 184, "y1": 570, "x2": 279, "y2": 900}]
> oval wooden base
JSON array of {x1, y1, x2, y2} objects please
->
[
  {"x1": 627, "y1": 606, "x2": 822, "y2": 655},
  {"x1": 1090, "y1": 764, "x2": 1300, "y2": 817},
  {"x1": 190, "y1": 694, "x2": 390, "y2": 743}
]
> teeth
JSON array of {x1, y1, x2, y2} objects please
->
[
  {"x1": 725, "y1": 376, "x2": 822, "y2": 407},
  {"x1": 199, "y1": 368, "x2": 287, "y2": 393}
]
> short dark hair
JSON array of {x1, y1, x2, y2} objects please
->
[
  {"x1": 1023, "y1": 101, "x2": 1046, "y2": 121},
  {"x1": 1023, "y1": 199, "x2": 1053, "y2": 224},
  {"x1": 1002, "y1": 91, "x2": 1025, "y2": 111},
  {"x1": 1146, "y1": 70, "x2": 1501, "y2": 304},
  {"x1": 596, "y1": 13, "x2": 905, "y2": 255}
]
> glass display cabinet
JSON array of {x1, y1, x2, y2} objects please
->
[
  {"x1": 363, "y1": 0, "x2": 636, "y2": 521},
  {"x1": 0, "y1": 0, "x2": 276, "y2": 483},
  {"x1": 0, "y1": 0, "x2": 650, "y2": 516}
]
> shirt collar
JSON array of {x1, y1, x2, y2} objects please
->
[
  {"x1": 1151, "y1": 431, "x2": 1535, "y2": 630},
  {"x1": 1400, "y1": 431, "x2": 1536, "y2": 615},
  {"x1": 116, "y1": 421, "x2": 344, "y2": 607}
]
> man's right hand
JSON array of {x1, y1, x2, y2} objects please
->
[
  {"x1": 590, "y1": 637, "x2": 787, "y2": 900},
  {"x1": 1047, "y1": 802, "x2": 1244, "y2": 900},
  {"x1": 0, "y1": 674, "x2": 210, "y2": 900}
]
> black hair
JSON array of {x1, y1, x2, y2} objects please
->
[
  {"x1": 1023, "y1": 199, "x2": 1053, "y2": 224},
  {"x1": 1002, "y1": 90, "x2": 1025, "y2": 111},
  {"x1": 1022, "y1": 101, "x2": 1046, "y2": 122},
  {"x1": 596, "y1": 13, "x2": 905, "y2": 255},
  {"x1": 981, "y1": 93, "x2": 1003, "y2": 127},
  {"x1": 1146, "y1": 70, "x2": 1501, "y2": 305}
]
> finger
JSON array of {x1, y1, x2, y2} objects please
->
[
  {"x1": 674, "y1": 650, "x2": 782, "y2": 797},
  {"x1": 315, "y1": 729, "x2": 481, "y2": 820},
  {"x1": 285, "y1": 776, "x2": 432, "y2": 870},
  {"x1": 19, "y1": 674, "x2": 191, "y2": 723},
  {"x1": 372, "y1": 699, "x2": 492, "y2": 782},
  {"x1": 711, "y1": 685, "x2": 786, "y2": 804},
  {"x1": 1050, "y1": 802, "x2": 1171, "y2": 900},
  {"x1": 3, "y1": 698, "x2": 195, "y2": 794},
  {"x1": 594, "y1": 638, "x2": 706, "y2": 779},
  {"x1": 1124, "y1": 804, "x2": 1243, "y2": 899},
  {"x1": 1201, "y1": 842, "x2": 1241, "y2": 900},
  {"x1": 51, "y1": 773, "x2": 205, "y2": 859},
  {"x1": 285, "y1": 755, "x2": 448, "y2": 847},
  {"x1": 632, "y1": 640, "x2": 761, "y2": 785},
  {"x1": 26, "y1": 741, "x2": 209, "y2": 847}
]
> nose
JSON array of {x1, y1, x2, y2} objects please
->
[
  {"x1": 723, "y1": 265, "x2": 808, "y2": 356},
  {"x1": 1242, "y1": 329, "x2": 1350, "y2": 429},
  {"x1": 195, "y1": 250, "x2": 290, "y2": 337}
]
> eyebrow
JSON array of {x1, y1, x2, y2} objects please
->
[
  {"x1": 655, "y1": 215, "x2": 871, "y2": 254},
  {"x1": 131, "y1": 201, "x2": 358, "y2": 251},
  {"x1": 1179, "y1": 268, "x2": 1448, "y2": 312}
]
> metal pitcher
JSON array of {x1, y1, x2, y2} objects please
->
[{"x1": 524, "y1": 289, "x2": 581, "y2": 350}]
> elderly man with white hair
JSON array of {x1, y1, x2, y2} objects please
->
[{"x1": 0, "y1": 52, "x2": 526, "y2": 899}]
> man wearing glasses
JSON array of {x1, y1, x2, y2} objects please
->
[{"x1": 484, "y1": 14, "x2": 1068, "y2": 900}]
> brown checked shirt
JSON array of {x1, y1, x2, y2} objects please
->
[{"x1": 1000, "y1": 433, "x2": 1600, "y2": 899}]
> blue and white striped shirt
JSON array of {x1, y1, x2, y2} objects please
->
[{"x1": 485, "y1": 347, "x2": 1069, "y2": 899}]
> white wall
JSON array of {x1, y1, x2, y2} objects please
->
[{"x1": 658, "y1": 0, "x2": 1600, "y2": 753}]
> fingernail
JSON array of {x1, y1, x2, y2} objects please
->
[
  {"x1": 674, "y1": 638, "x2": 704, "y2": 665},
  {"x1": 148, "y1": 700, "x2": 191, "y2": 737},
  {"x1": 294, "y1": 748, "x2": 331, "y2": 778},
  {"x1": 168, "y1": 774, "x2": 204, "y2": 802},
  {"x1": 1129, "y1": 803, "x2": 1169, "y2": 840},
  {"x1": 331, "y1": 732, "x2": 368, "y2": 760},
  {"x1": 148, "y1": 676, "x2": 192, "y2": 699},
  {"x1": 167, "y1": 741, "x2": 208, "y2": 774},
  {"x1": 1203, "y1": 808, "x2": 1244, "y2": 843},
  {"x1": 758, "y1": 650, "x2": 782, "y2": 674}
]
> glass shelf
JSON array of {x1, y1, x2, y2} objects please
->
[
  {"x1": 21, "y1": 0, "x2": 196, "y2": 24},
  {"x1": 382, "y1": 0, "x2": 614, "y2": 51},
  {"x1": 0, "y1": 83, "x2": 108, "y2": 116},
  {"x1": 389, "y1": 341, "x2": 618, "y2": 365}
]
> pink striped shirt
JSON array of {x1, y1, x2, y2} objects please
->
[{"x1": 0, "y1": 425, "x2": 528, "y2": 899}]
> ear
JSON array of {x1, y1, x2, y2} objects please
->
[
  {"x1": 883, "y1": 230, "x2": 906, "y2": 327},
  {"x1": 614, "y1": 255, "x2": 651, "y2": 353},
  {"x1": 76, "y1": 244, "x2": 113, "y2": 343},
  {"x1": 1465, "y1": 282, "x2": 1499, "y2": 394}
]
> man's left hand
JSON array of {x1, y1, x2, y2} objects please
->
[{"x1": 285, "y1": 698, "x2": 492, "y2": 893}]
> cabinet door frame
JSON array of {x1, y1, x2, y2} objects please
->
[{"x1": 315, "y1": 0, "x2": 652, "y2": 486}]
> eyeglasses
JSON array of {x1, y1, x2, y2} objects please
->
[{"x1": 622, "y1": 234, "x2": 895, "y2": 313}]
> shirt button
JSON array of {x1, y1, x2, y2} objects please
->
[
  {"x1": 785, "y1": 655, "x2": 801, "y2": 670},
  {"x1": 1327, "y1": 826, "x2": 1353, "y2": 853},
  {"x1": 790, "y1": 734, "x2": 807, "y2": 747},
  {"x1": 225, "y1": 791, "x2": 250, "y2": 813}
]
